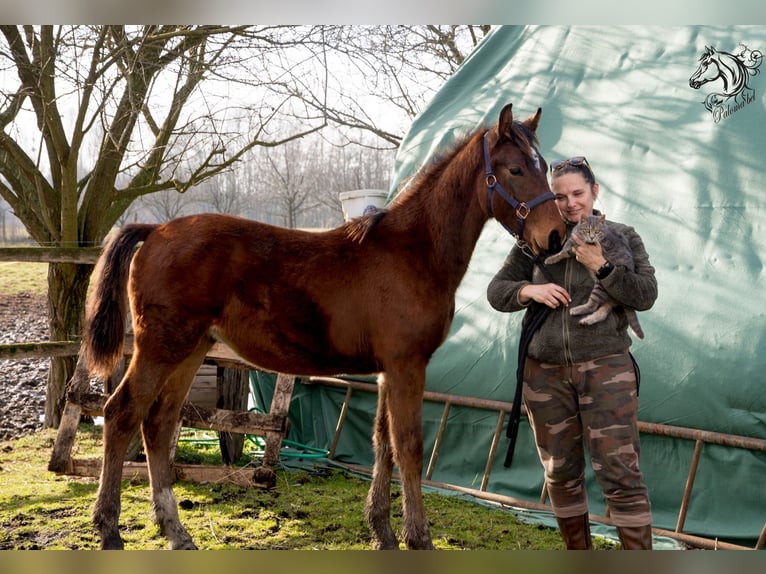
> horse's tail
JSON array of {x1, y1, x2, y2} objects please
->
[{"x1": 82, "y1": 223, "x2": 157, "y2": 379}]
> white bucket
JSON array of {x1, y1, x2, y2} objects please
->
[{"x1": 338, "y1": 189, "x2": 389, "y2": 222}]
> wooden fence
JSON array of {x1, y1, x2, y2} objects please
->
[
  {"x1": 0, "y1": 246, "x2": 101, "y2": 264},
  {"x1": 1, "y1": 246, "x2": 264, "y2": 467}
]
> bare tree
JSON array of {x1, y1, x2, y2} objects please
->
[
  {"x1": 192, "y1": 169, "x2": 252, "y2": 216},
  {"x1": 257, "y1": 140, "x2": 316, "y2": 228},
  {"x1": 139, "y1": 189, "x2": 190, "y2": 223},
  {"x1": 0, "y1": 25, "x2": 327, "y2": 425},
  {"x1": 279, "y1": 25, "x2": 493, "y2": 147}
]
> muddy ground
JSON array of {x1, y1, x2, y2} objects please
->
[{"x1": 0, "y1": 293, "x2": 49, "y2": 442}]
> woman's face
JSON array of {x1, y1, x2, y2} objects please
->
[{"x1": 552, "y1": 172, "x2": 599, "y2": 224}]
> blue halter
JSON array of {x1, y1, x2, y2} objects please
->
[{"x1": 482, "y1": 131, "x2": 555, "y2": 246}]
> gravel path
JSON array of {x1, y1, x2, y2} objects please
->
[{"x1": 0, "y1": 293, "x2": 49, "y2": 442}]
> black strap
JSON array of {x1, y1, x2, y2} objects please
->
[
  {"x1": 504, "y1": 301, "x2": 550, "y2": 468},
  {"x1": 504, "y1": 254, "x2": 555, "y2": 468},
  {"x1": 630, "y1": 351, "x2": 641, "y2": 396}
]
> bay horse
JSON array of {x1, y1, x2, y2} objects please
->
[{"x1": 82, "y1": 103, "x2": 564, "y2": 550}]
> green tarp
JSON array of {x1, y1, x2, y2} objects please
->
[{"x1": 255, "y1": 26, "x2": 766, "y2": 547}]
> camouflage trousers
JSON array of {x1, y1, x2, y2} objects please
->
[{"x1": 523, "y1": 351, "x2": 652, "y2": 527}]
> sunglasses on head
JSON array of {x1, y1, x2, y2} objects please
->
[{"x1": 550, "y1": 156, "x2": 592, "y2": 174}]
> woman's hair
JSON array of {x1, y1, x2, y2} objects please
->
[{"x1": 550, "y1": 156, "x2": 596, "y2": 187}]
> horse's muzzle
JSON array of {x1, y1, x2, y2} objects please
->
[{"x1": 548, "y1": 229, "x2": 562, "y2": 253}]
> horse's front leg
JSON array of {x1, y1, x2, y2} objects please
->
[
  {"x1": 365, "y1": 374, "x2": 399, "y2": 549},
  {"x1": 383, "y1": 366, "x2": 434, "y2": 550}
]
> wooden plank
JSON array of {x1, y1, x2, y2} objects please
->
[
  {"x1": 260, "y1": 374, "x2": 296, "y2": 472},
  {"x1": 1, "y1": 333, "x2": 248, "y2": 367},
  {"x1": 47, "y1": 401, "x2": 82, "y2": 473},
  {"x1": 0, "y1": 246, "x2": 101, "y2": 264},
  {"x1": 180, "y1": 402, "x2": 287, "y2": 435},
  {"x1": 68, "y1": 459, "x2": 273, "y2": 488},
  {"x1": 0, "y1": 341, "x2": 80, "y2": 360},
  {"x1": 70, "y1": 391, "x2": 287, "y2": 435},
  {"x1": 48, "y1": 356, "x2": 92, "y2": 472},
  {"x1": 188, "y1": 364, "x2": 218, "y2": 409},
  {"x1": 269, "y1": 373, "x2": 296, "y2": 417}
]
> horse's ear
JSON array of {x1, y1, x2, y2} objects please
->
[
  {"x1": 498, "y1": 103, "x2": 514, "y2": 140},
  {"x1": 525, "y1": 107, "x2": 542, "y2": 133}
]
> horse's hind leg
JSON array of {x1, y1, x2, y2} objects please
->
[
  {"x1": 382, "y1": 365, "x2": 434, "y2": 550},
  {"x1": 142, "y1": 342, "x2": 211, "y2": 550},
  {"x1": 365, "y1": 374, "x2": 398, "y2": 550},
  {"x1": 93, "y1": 356, "x2": 175, "y2": 549}
]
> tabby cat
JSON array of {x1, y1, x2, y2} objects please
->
[{"x1": 544, "y1": 214, "x2": 644, "y2": 339}]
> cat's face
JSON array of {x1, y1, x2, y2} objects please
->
[{"x1": 576, "y1": 214, "x2": 605, "y2": 244}]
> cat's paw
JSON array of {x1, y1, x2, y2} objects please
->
[
  {"x1": 579, "y1": 309, "x2": 610, "y2": 325},
  {"x1": 544, "y1": 254, "x2": 563, "y2": 265},
  {"x1": 570, "y1": 304, "x2": 593, "y2": 316}
]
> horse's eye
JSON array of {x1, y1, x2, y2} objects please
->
[{"x1": 508, "y1": 166, "x2": 523, "y2": 176}]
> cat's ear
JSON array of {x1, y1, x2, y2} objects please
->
[{"x1": 599, "y1": 214, "x2": 606, "y2": 223}]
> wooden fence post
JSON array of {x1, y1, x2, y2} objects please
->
[{"x1": 217, "y1": 366, "x2": 250, "y2": 465}]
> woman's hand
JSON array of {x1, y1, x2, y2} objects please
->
[
  {"x1": 571, "y1": 233, "x2": 608, "y2": 273},
  {"x1": 519, "y1": 283, "x2": 572, "y2": 309}
]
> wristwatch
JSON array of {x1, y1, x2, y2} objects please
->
[{"x1": 596, "y1": 260, "x2": 614, "y2": 280}]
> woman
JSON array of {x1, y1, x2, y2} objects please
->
[{"x1": 486, "y1": 156, "x2": 658, "y2": 550}]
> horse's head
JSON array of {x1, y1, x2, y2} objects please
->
[
  {"x1": 689, "y1": 46, "x2": 719, "y2": 89},
  {"x1": 482, "y1": 103, "x2": 565, "y2": 253}
]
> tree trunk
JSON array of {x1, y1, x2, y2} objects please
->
[{"x1": 44, "y1": 261, "x2": 94, "y2": 428}]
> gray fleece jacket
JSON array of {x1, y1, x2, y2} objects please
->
[{"x1": 486, "y1": 217, "x2": 658, "y2": 365}]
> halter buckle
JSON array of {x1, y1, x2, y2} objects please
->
[{"x1": 516, "y1": 203, "x2": 530, "y2": 220}]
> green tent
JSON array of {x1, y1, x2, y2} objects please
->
[{"x1": 255, "y1": 26, "x2": 766, "y2": 547}]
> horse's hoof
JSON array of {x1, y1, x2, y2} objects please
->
[
  {"x1": 169, "y1": 540, "x2": 198, "y2": 550},
  {"x1": 100, "y1": 534, "x2": 125, "y2": 550},
  {"x1": 405, "y1": 538, "x2": 436, "y2": 550},
  {"x1": 251, "y1": 466, "x2": 276, "y2": 488},
  {"x1": 372, "y1": 534, "x2": 400, "y2": 550},
  {"x1": 374, "y1": 541, "x2": 400, "y2": 550}
]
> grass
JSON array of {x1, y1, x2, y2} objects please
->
[
  {"x1": 0, "y1": 261, "x2": 48, "y2": 295},
  {"x1": 0, "y1": 426, "x2": 618, "y2": 550}
]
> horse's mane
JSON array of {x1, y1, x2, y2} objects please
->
[
  {"x1": 344, "y1": 208, "x2": 389, "y2": 243},
  {"x1": 342, "y1": 133, "x2": 475, "y2": 244},
  {"x1": 342, "y1": 117, "x2": 540, "y2": 244}
]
